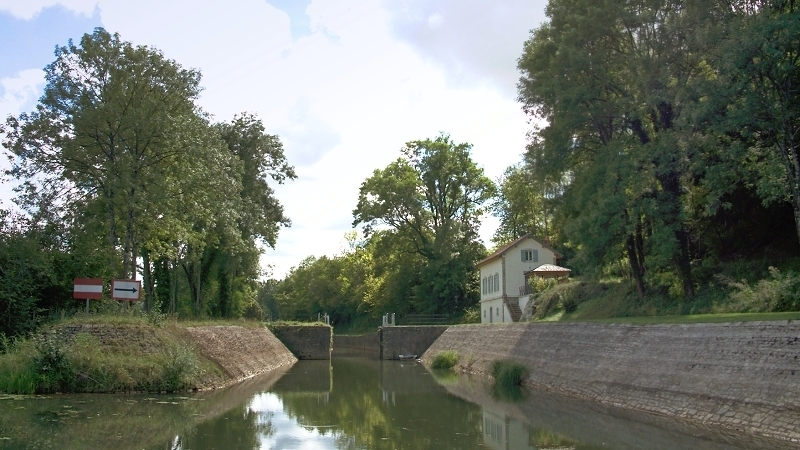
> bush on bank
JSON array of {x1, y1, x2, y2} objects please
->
[
  {"x1": 491, "y1": 360, "x2": 528, "y2": 388},
  {"x1": 431, "y1": 350, "x2": 459, "y2": 369},
  {"x1": 0, "y1": 319, "x2": 225, "y2": 394}
]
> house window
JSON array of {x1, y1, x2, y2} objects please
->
[
  {"x1": 521, "y1": 249, "x2": 539, "y2": 262},
  {"x1": 483, "y1": 309, "x2": 486, "y2": 318},
  {"x1": 494, "y1": 273, "x2": 500, "y2": 293}
]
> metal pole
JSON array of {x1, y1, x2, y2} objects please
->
[{"x1": 85, "y1": 298, "x2": 89, "y2": 314}]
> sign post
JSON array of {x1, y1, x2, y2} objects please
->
[
  {"x1": 73, "y1": 278, "x2": 103, "y2": 313},
  {"x1": 111, "y1": 279, "x2": 141, "y2": 301}
]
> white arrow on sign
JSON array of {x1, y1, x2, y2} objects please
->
[{"x1": 112, "y1": 279, "x2": 141, "y2": 301}]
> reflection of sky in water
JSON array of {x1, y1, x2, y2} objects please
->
[{"x1": 250, "y1": 393, "x2": 337, "y2": 450}]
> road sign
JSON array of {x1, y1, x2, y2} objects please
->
[
  {"x1": 73, "y1": 278, "x2": 103, "y2": 299},
  {"x1": 112, "y1": 279, "x2": 141, "y2": 301}
]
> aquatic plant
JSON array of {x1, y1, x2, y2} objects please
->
[
  {"x1": 431, "y1": 350, "x2": 459, "y2": 369},
  {"x1": 491, "y1": 359, "x2": 528, "y2": 388}
]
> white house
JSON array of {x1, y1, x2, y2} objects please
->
[{"x1": 477, "y1": 234, "x2": 563, "y2": 323}]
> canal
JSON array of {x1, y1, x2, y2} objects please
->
[{"x1": 0, "y1": 357, "x2": 791, "y2": 449}]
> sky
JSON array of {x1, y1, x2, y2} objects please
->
[{"x1": 0, "y1": 0, "x2": 548, "y2": 278}]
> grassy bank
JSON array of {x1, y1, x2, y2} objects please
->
[
  {"x1": 0, "y1": 316, "x2": 227, "y2": 394},
  {"x1": 527, "y1": 258, "x2": 800, "y2": 323}
]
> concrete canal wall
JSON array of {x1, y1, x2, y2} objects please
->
[
  {"x1": 268, "y1": 324, "x2": 332, "y2": 360},
  {"x1": 186, "y1": 326, "x2": 297, "y2": 386},
  {"x1": 421, "y1": 321, "x2": 800, "y2": 444},
  {"x1": 380, "y1": 326, "x2": 448, "y2": 360}
]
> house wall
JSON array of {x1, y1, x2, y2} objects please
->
[
  {"x1": 479, "y1": 259, "x2": 503, "y2": 324},
  {"x1": 481, "y1": 298, "x2": 511, "y2": 323},
  {"x1": 504, "y1": 237, "x2": 557, "y2": 298},
  {"x1": 478, "y1": 237, "x2": 558, "y2": 323}
]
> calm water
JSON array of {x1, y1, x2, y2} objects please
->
[{"x1": 0, "y1": 357, "x2": 791, "y2": 450}]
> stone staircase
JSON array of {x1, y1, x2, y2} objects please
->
[{"x1": 505, "y1": 299, "x2": 523, "y2": 322}]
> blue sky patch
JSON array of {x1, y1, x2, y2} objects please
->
[
  {"x1": 0, "y1": 6, "x2": 102, "y2": 80},
  {"x1": 266, "y1": 0, "x2": 312, "y2": 40}
]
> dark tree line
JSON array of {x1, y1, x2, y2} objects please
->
[{"x1": 511, "y1": 0, "x2": 800, "y2": 298}]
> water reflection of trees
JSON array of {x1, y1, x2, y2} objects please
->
[
  {"x1": 276, "y1": 358, "x2": 484, "y2": 449},
  {"x1": 174, "y1": 408, "x2": 273, "y2": 450}
]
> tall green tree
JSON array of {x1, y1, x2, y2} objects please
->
[
  {"x1": 353, "y1": 134, "x2": 493, "y2": 313},
  {"x1": 716, "y1": 0, "x2": 800, "y2": 245},
  {"x1": 490, "y1": 163, "x2": 562, "y2": 246},
  {"x1": 517, "y1": 0, "x2": 725, "y2": 297},
  {"x1": 2, "y1": 28, "x2": 241, "y2": 285},
  {"x1": 176, "y1": 114, "x2": 296, "y2": 318}
]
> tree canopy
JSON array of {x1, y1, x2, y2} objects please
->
[
  {"x1": 352, "y1": 134, "x2": 494, "y2": 313},
  {"x1": 1, "y1": 28, "x2": 295, "y2": 328}
]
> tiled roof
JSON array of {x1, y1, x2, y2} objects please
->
[
  {"x1": 476, "y1": 233, "x2": 563, "y2": 267},
  {"x1": 530, "y1": 264, "x2": 571, "y2": 273}
]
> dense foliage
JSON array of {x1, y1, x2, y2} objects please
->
[
  {"x1": 0, "y1": 28, "x2": 295, "y2": 336},
  {"x1": 4, "y1": 0, "x2": 800, "y2": 337},
  {"x1": 505, "y1": 0, "x2": 800, "y2": 300},
  {"x1": 271, "y1": 136, "x2": 493, "y2": 329}
]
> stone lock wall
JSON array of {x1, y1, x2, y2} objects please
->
[
  {"x1": 421, "y1": 321, "x2": 800, "y2": 444},
  {"x1": 51, "y1": 323, "x2": 298, "y2": 389},
  {"x1": 380, "y1": 326, "x2": 448, "y2": 360},
  {"x1": 269, "y1": 324, "x2": 332, "y2": 360},
  {"x1": 185, "y1": 326, "x2": 297, "y2": 385}
]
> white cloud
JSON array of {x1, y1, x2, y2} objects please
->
[
  {"x1": 0, "y1": 69, "x2": 46, "y2": 208},
  {"x1": 384, "y1": 0, "x2": 548, "y2": 97},
  {"x1": 0, "y1": 0, "x2": 539, "y2": 277},
  {"x1": 0, "y1": 0, "x2": 97, "y2": 19},
  {"x1": 0, "y1": 69, "x2": 45, "y2": 119}
]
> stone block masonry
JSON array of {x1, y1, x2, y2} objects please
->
[
  {"x1": 420, "y1": 321, "x2": 800, "y2": 444},
  {"x1": 269, "y1": 324, "x2": 332, "y2": 359},
  {"x1": 52, "y1": 323, "x2": 298, "y2": 389},
  {"x1": 185, "y1": 326, "x2": 297, "y2": 386},
  {"x1": 380, "y1": 326, "x2": 448, "y2": 360}
]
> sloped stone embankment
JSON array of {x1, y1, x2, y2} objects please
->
[
  {"x1": 421, "y1": 321, "x2": 800, "y2": 444},
  {"x1": 185, "y1": 326, "x2": 297, "y2": 387}
]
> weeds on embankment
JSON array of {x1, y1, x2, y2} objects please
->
[
  {"x1": 431, "y1": 350, "x2": 459, "y2": 369},
  {"x1": 490, "y1": 359, "x2": 529, "y2": 402},
  {"x1": 0, "y1": 320, "x2": 225, "y2": 394},
  {"x1": 527, "y1": 258, "x2": 800, "y2": 322},
  {"x1": 491, "y1": 360, "x2": 528, "y2": 388}
]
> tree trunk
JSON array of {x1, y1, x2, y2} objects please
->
[
  {"x1": 142, "y1": 249, "x2": 154, "y2": 312},
  {"x1": 626, "y1": 234, "x2": 646, "y2": 297}
]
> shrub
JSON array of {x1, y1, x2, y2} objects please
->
[
  {"x1": 33, "y1": 332, "x2": 74, "y2": 393},
  {"x1": 719, "y1": 267, "x2": 800, "y2": 312},
  {"x1": 160, "y1": 343, "x2": 200, "y2": 392},
  {"x1": 491, "y1": 359, "x2": 528, "y2": 388},
  {"x1": 530, "y1": 277, "x2": 557, "y2": 293},
  {"x1": 460, "y1": 305, "x2": 480, "y2": 324},
  {"x1": 431, "y1": 350, "x2": 458, "y2": 369}
]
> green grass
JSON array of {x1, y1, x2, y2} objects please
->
[
  {"x1": 431, "y1": 350, "x2": 459, "y2": 369},
  {"x1": 0, "y1": 320, "x2": 227, "y2": 394},
  {"x1": 491, "y1": 360, "x2": 528, "y2": 388},
  {"x1": 526, "y1": 258, "x2": 800, "y2": 323}
]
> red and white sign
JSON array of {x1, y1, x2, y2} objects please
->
[
  {"x1": 112, "y1": 279, "x2": 141, "y2": 301},
  {"x1": 73, "y1": 278, "x2": 103, "y2": 299}
]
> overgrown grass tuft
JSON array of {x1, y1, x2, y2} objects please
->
[
  {"x1": 491, "y1": 359, "x2": 528, "y2": 388},
  {"x1": 0, "y1": 338, "x2": 38, "y2": 394},
  {"x1": 431, "y1": 350, "x2": 459, "y2": 369},
  {"x1": 0, "y1": 321, "x2": 225, "y2": 394}
]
